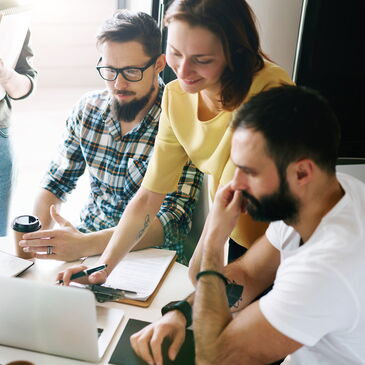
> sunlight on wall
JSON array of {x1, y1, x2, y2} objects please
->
[
  {"x1": 28, "y1": 0, "x2": 117, "y2": 88},
  {"x1": 9, "y1": 0, "x2": 155, "y2": 227},
  {"x1": 126, "y1": 0, "x2": 152, "y2": 13}
]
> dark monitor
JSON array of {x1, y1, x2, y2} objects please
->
[{"x1": 294, "y1": 0, "x2": 365, "y2": 161}]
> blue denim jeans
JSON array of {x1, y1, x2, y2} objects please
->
[{"x1": 0, "y1": 128, "x2": 13, "y2": 236}]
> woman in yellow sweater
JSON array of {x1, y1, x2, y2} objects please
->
[{"x1": 59, "y1": 0, "x2": 293, "y2": 285}]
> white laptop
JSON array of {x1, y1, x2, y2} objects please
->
[
  {"x1": 0, "y1": 276, "x2": 124, "y2": 362},
  {"x1": 0, "y1": 250, "x2": 34, "y2": 277}
]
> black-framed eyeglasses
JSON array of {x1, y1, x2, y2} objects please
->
[{"x1": 96, "y1": 55, "x2": 159, "y2": 82}]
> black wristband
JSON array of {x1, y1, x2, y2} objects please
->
[
  {"x1": 196, "y1": 270, "x2": 228, "y2": 286},
  {"x1": 161, "y1": 300, "x2": 192, "y2": 328}
]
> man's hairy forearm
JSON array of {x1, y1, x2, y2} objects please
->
[
  {"x1": 194, "y1": 276, "x2": 232, "y2": 365},
  {"x1": 193, "y1": 229, "x2": 231, "y2": 364}
]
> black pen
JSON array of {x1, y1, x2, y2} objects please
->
[{"x1": 58, "y1": 264, "x2": 108, "y2": 284}]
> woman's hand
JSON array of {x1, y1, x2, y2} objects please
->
[{"x1": 57, "y1": 264, "x2": 108, "y2": 286}]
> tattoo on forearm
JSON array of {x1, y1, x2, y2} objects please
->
[{"x1": 136, "y1": 215, "x2": 150, "y2": 240}]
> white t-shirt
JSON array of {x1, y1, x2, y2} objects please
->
[{"x1": 259, "y1": 173, "x2": 365, "y2": 365}]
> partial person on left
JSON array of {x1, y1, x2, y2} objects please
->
[{"x1": 0, "y1": 0, "x2": 37, "y2": 237}]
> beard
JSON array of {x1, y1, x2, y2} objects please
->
[
  {"x1": 242, "y1": 173, "x2": 300, "y2": 223},
  {"x1": 112, "y1": 84, "x2": 155, "y2": 123}
]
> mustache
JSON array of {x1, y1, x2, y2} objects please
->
[
  {"x1": 241, "y1": 190, "x2": 258, "y2": 204},
  {"x1": 114, "y1": 90, "x2": 136, "y2": 96},
  {"x1": 241, "y1": 190, "x2": 262, "y2": 211}
]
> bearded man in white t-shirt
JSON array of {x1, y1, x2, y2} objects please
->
[{"x1": 131, "y1": 85, "x2": 365, "y2": 365}]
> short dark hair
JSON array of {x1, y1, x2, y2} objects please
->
[
  {"x1": 232, "y1": 85, "x2": 341, "y2": 174},
  {"x1": 164, "y1": 0, "x2": 267, "y2": 111},
  {"x1": 96, "y1": 9, "x2": 161, "y2": 58}
]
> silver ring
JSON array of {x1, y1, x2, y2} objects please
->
[{"x1": 47, "y1": 246, "x2": 53, "y2": 255}]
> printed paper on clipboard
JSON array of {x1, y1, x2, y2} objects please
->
[{"x1": 83, "y1": 248, "x2": 177, "y2": 302}]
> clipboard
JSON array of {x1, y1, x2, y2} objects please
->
[
  {"x1": 83, "y1": 248, "x2": 177, "y2": 308},
  {"x1": 116, "y1": 253, "x2": 176, "y2": 307}
]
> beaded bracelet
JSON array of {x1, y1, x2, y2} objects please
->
[{"x1": 196, "y1": 270, "x2": 228, "y2": 286}]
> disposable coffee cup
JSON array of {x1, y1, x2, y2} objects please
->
[{"x1": 11, "y1": 215, "x2": 41, "y2": 259}]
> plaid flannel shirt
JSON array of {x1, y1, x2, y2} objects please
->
[{"x1": 42, "y1": 82, "x2": 203, "y2": 263}]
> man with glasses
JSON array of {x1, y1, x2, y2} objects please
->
[{"x1": 19, "y1": 10, "x2": 202, "y2": 263}]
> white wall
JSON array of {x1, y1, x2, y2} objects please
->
[
  {"x1": 28, "y1": 0, "x2": 304, "y2": 90},
  {"x1": 247, "y1": 0, "x2": 303, "y2": 77},
  {"x1": 125, "y1": 0, "x2": 152, "y2": 14},
  {"x1": 30, "y1": 0, "x2": 118, "y2": 88},
  {"x1": 247, "y1": 1, "x2": 365, "y2": 183},
  {"x1": 337, "y1": 165, "x2": 365, "y2": 183}
]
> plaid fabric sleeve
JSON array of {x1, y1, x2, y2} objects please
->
[
  {"x1": 41, "y1": 102, "x2": 86, "y2": 201},
  {"x1": 156, "y1": 160, "x2": 203, "y2": 263}
]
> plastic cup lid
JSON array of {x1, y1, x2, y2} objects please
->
[{"x1": 11, "y1": 215, "x2": 41, "y2": 232}]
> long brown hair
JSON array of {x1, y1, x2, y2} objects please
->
[{"x1": 165, "y1": 0, "x2": 268, "y2": 111}]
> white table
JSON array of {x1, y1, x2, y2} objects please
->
[{"x1": 0, "y1": 237, "x2": 195, "y2": 365}]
